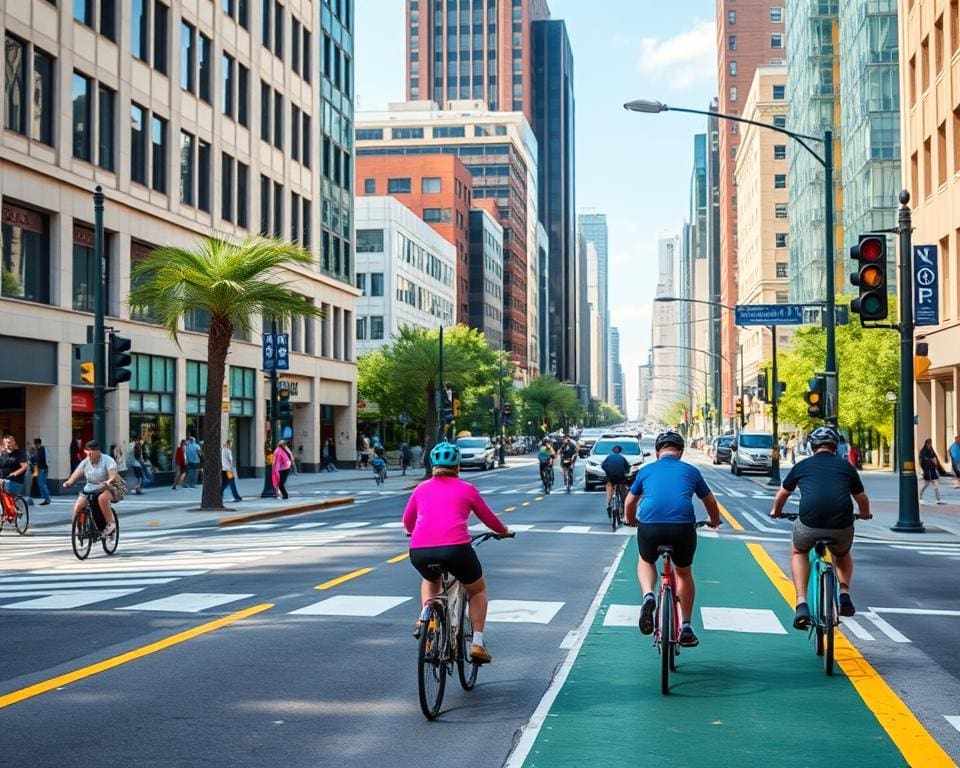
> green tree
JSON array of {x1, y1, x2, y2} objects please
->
[
  {"x1": 129, "y1": 236, "x2": 322, "y2": 510},
  {"x1": 519, "y1": 375, "x2": 582, "y2": 432}
]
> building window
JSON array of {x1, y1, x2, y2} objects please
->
[
  {"x1": 391, "y1": 127, "x2": 424, "y2": 139},
  {"x1": 180, "y1": 130, "x2": 195, "y2": 206},
  {"x1": 776, "y1": 262, "x2": 788, "y2": 278},
  {"x1": 198, "y1": 34, "x2": 212, "y2": 102},
  {"x1": 729, "y1": 61, "x2": 737, "y2": 77},
  {"x1": 356, "y1": 316, "x2": 366, "y2": 340},
  {"x1": 259, "y1": 174, "x2": 270, "y2": 235},
  {"x1": 356, "y1": 128, "x2": 383, "y2": 141},
  {"x1": 237, "y1": 161, "x2": 248, "y2": 228},
  {"x1": 728, "y1": 35, "x2": 736, "y2": 51},
  {"x1": 1, "y1": 201, "x2": 51, "y2": 304},
  {"x1": 770, "y1": 33, "x2": 783, "y2": 50},
  {"x1": 775, "y1": 232, "x2": 788, "y2": 248},
  {"x1": 388, "y1": 178, "x2": 412, "y2": 193},
  {"x1": 728, "y1": 10, "x2": 735, "y2": 24},
  {"x1": 153, "y1": 1, "x2": 169, "y2": 74},
  {"x1": 773, "y1": 144, "x2": 786, "y2": 160},
  {"x1": 434, "y1": 126, "x2": 466, "y2": 138},
  {"x1": 355, "y1": 272, "x2": 365, "y2": 294},
  {"x1": 773, "y1": 115, "x2": 786, "y2": 129},
  {"x1": 770, "y1": 6, "x2": 783, "y2": 23},
  {"x1": 237, "y1": 64, "x2": 249, "y2": 126},
  {"x1": 129, "y1": 354, "x2": 176, "y2": 471},
  {"x1": 302, "y1": 113, "x2": 311, "y2": 167},
  {"x1": 272, "y1": 181, "x2": 283, "y2": 238},
  {"x1": 772, "y1": 84, "x2": 785, "y2": 99},
  {"x1": 774, "y1": 174, "x2": 786, "y2": 189},
  {"x1": 775, "y1": 291, "x2": 789, "y2": 304},
  {"x1": 291, "y1": 105, "x2": 300, "y2": 161},
  {"x1": 4, "y1": 36, "x2": 27, "y2": 136},
  {"x1": 356, "y1": 229, "x2": 384, "y2": 253},
  {"x1": 180, "y1": 20, "x2": 195, "y2": 92},
  {"x1": 130, "y1": 103, "x2": 148, "y2": 184},
  {"x1": 423, "y1": 208, "x2": 451, "y2": 222},
  {"x1": 260, "y1": 81, "x2": 271, "y2": 142},
  {"x1": 422, "y1": 177, "x2": 441, "y2": 193},
  {"x1": 71, "y1": 72, "x2": 93, "y2": 161},
  {"x1": 363, "y1": 178, "x2": 375, "y2": 194},
  {"x1": 198, "y1": 140, "x2": 211, "y2": 212},
  {"x1": 222, "y1": 53, "x2": 235, "y2": 117},
  {"x1": 370, "y1": 273, "x2": 384, "y2": 297},
  {"x1": 370, "y1": 316, "x2": 384, "y2": 340},
  {"x1": 131, "y1": 0, "x2": 168, "y2": 74},
  {"x1": 30, "y1": 48, "x2": 55, "y2": 147},
  {"x1": 72, "y1": 224, "x2": 109, "y2": 313},
  {"x1": 775, "y1": 203, "x2": 787, "y2": 219},
  {"x1": 221, "y1": 152, "x2": 235, "y2": 222},
  {"x1": 151, "y1": 114, "x2": 167, "y2": 193},
  {"x1": 273, "y1": 91, "x2": 283, "y2": 149},
  {"x1": 728, "y1": 86, "x2": 737, "y2": 102}
]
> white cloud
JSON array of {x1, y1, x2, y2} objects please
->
[{"x1": 635, "y1": 19, "x2": 716, "y2": 90}]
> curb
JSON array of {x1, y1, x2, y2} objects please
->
[{"x1": 217, "y1": 497, "x2": 355, "y2": 526}]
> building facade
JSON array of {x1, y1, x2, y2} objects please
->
[
  {"x1": 648, "y1": 234, "x2": 684, "y2": 420},
  {"x1": 354, "y1": 196, "x2": 456, "y2": 353},
  {"x1": 609, "y1": 326, "x2": 624, "y2": 415},
  {"x1": 579, "y1": 210, "x2": 609, "y2": 403},
  {"x1": 468, "y1": 206, "x2": 505, "y2": 348},
  {"x1": 0, "y1": 0, "x2": 358, "y2": 482},
  {"x1": 689, "y1": 133, "x2": 713, "y2": 436}
]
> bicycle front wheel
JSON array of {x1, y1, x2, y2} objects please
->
[
  {"x1": 457, "y1": 594, "x2": 479, "y2": 690},
  {"x1": 14, "y1": 496, "x2": 29, "y2": 535},
  {"x1": 660, "y1": 585, "x2": 674, "y2": 695},
  {"x1": 611, "y1": 498, "x2": 620, "y2": 532},
  {"x1": 102, "y1": 510, "x2": 119, "y2": 554},
  {"x1": 71, "y1": 512, "x2": 92, "y2": 560},
  {"x1": 417, "y1": 604, "x2": 447, "y2": 719},
  {"x1": 822, "y1": 570, "x2": 836, "y2": 676}
]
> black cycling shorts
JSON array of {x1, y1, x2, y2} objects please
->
[
  {"x1": 410, "y1": 544, "x2": 483, "y2": 585},
  {"x1": 605, "y1": 474, "x2": 626, "y2": 485},
  {"x1": 636, "y1": 523, "x2": 698, "y2": 568}
]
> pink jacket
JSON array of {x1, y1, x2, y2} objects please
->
[
  {"x1": 271, "y1": 445, "x2": 292, "y2": 487},
  {"x1": 403, "y1": 476, "x2": 507, "y2": 549}
]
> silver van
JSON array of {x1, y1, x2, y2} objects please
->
[{"x1": 730, "y1": 432, "x2": 776, "y2": 475}]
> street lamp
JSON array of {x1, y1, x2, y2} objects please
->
[{"x1": 629, "y1": 99, "x2": 838, "y2": 425}]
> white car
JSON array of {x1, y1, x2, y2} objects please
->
[
  {"x1": 456, "y1": 437, "x2": 496, "y2": 471},
  {"x1": 583, "y1": 437, "x2": 648, "y2": 491}
]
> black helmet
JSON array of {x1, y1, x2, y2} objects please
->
[
  {"x1": 808, "y1": 425, "x2": 841, "y2": 449},
  {"x1": 655, "y1": 431, "x2": 685, "y2": 455}
]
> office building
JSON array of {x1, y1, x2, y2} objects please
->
[
  {"x1": 688, "y1": 133, "x2": 713, "y2": 436},
  {"x1": 0, "y1": 0, "x2": 358, "y2": 481},
  {"x1": 579, "y1": 210, "x2": 609, "y2": 403},
  {"x1": 609, "y1": 326, "x2": 624, "y2": 415},
  {"x1": 468, "y1": 206, "x2": 505, "y2": 348},
  {"x1": 648, "y1": 234, "x2": 684, "y2": 420}
]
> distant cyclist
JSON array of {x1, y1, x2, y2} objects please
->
[
  {"x1": 601, "y1": 445, "x2": 630, "y2": 514},
  {"x1": 769, "y1": 425, "x2": 872, "y2": 629},
  {"x1": 559, "y1": 436, "x2": 578, "y2": 484},
  {"x1": 624, "y1": 431, "x2": 721, "y2": 648},
  {"x1": 403, "y1": 441, "x2": 512, "y2": 664},
  {"x1": 537, "y1": 439, "x2": 555, "y2": 489}
]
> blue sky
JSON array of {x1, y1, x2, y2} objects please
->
[{"x1": 355, "y1": 1, "x2": 718, "y2": 418}]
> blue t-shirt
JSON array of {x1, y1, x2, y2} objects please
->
[
  {"x1": 629, "y1": 455, "x2": 712, "y2": 524},
  {"x1": 950, "y1": 442, "x2": 960, "y2": 464},
  {"x1": 184, "y1": 441, "x2": 201, "y2": 463}
]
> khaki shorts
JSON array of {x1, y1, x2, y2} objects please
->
[{"x1": 792, "y1": 520, "x2": 854, "y2": 557}]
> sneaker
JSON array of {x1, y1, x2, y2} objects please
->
[
  {"x1": 469, "y1": 644, "x2": 492, "y2": 664},
  {"x1": 678, "y1": 625, "x2": 700, "y2": 647},
  {"x1": 793, "y1": 602, "x2": 812, "y2": 630},
  {"x1": 639, "y1": 595, "x2": 656, "y2": 635},
  {"x1": 102, "y1": 522, "x2": 117, "y2": 536},
  {"x1": 39, "y1": 500, "x2": 50, "y2": 506},
  {"x1": 936, "y1": 500, "x2": 946, "y2": 505},
  {"x1": 839, "y1": 593, "x2": 856, "y2": 617}
]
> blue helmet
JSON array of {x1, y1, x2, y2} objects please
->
[{"x1": 430, "y1": 441, "x2": 461, "y2": 468}]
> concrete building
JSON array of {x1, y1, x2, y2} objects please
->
[
  {"x1": 579, "y1": 210, "x2": 609, "y2": 403},
  {"x1": 705, "y1": 101, "x2": 725, "y2": 432},
  {"x1": 0, "y1": 0, "x2": 358, "y2": 481},
  {"x1": 609, "y1": 326, "x2": 625, "y2": 415},
  {"x1": 354, "y1": 196, "x2": 456, "y2": 353},
  {"x1": 535, "y1": 220, "x2": 550, "y2": 375},
  {"x1": 734, "y1": 66, "x2": 791, "y2": 431},
  {"x1": 716, "y1": 1, "x2": 787, "y2": 424},
  {"x1": 689, "y1": 134, "x2": 713, "y2": 437},
  {"x1": 355, "y1": 154, "x2": 473, "y2": 323},
  {"x1": 468, "y1": 206, "x2": 505, "y2": 349},
  {"x1": 355, "y1": 102, "x2": 539, "y2": 378},
  {"x1": 637, "y1": 361, "x2": 652, "y2": 422},
  {"x1": 585, "y1": 239, "x2": 603, "y2": 401},
  {"x1": 648, "y1": 234, "x2": 684, "y2": 420},
  {"x1": 575, "y1": 228, "x2": 590, "y2": 403},
  {"x1": 899, "y1": 0, "x2": 960, "y2": 456},
  {"x1": 404, "y1": 0, "x2": 550, "y2": 124}
]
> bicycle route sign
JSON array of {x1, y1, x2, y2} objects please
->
[{"x1": 735, "y1": 304, "x2": 805, "y2": 326}]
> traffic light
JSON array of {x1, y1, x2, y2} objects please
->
[
  {"x1": 756, "y1": 372, "x2": 768, "y2": 402},
  {"x1": 80, "y1": 360, "x2": 95, "y2": 385},
  {"x1": 107, "y1": 332, "x2": 132, "y2": 387},
  {"x1": 735, "y1": 398, "x2": 743, "y2": 417},
  {"x1": 452, "y1": 390, "x2": 461, "y2": 418},
  {"x1": 278, "y1": 389, "x2": 292, "y2": 419},
  {"x1": 915, "y1": 341, "x2": 931, "y2": 378},
  {"x1": 502, "y1": 403, "x2": 514, "y2": 425},
  {"x1": 805, "y1": 375, "x2": 826, "y2": 418},
  {"x1": 850, "y1": 234, "x2": 888, "y2": 322}
]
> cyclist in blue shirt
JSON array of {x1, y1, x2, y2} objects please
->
[{"x1": 624, "y1": 431, "x2": 721, "y2": 647}]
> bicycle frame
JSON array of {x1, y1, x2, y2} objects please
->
[
  {"x1": 807, "y1": 543, "x2": 839, "y2": 631},
  {"x1": 655, "y1": 553, "x2": 681, "y2": 649}
]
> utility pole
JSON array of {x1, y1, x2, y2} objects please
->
[
  {"x1": 768, "y1": 325, "x2": 781, "y2": 485},
  {"x1": 93, "y1": 186, "x2": 106, "y2": 448},
  {"x1": 497, "y1": 346, "x2": 506, "y2": 467},
  {"x1": 261, "y1": 318, "x2": 280, "y2": 498},
  {"x1": 436, "y1": 326, "x2": 445, "y2": 443}
]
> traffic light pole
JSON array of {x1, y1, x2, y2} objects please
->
[
  {"x1": 92, "y1": 186, "x2": 106, "y2": 448},
  {"x1": 892, "y1": 191, "x2": 924, "y2": 532},
  {"x1": 768, "y1": 325, "x2": 781, "y2": 486},
  {"x1": 436, "y1": 326, "x2": 445, "y2": 444},
  {"x1": 497, "y1": 347, "x2": 506, "y2": 467},
  {"x1": 261, "y1": 318, "x2": 280, "y2": 498}
]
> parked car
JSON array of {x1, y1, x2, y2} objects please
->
[
  {"x1": 711, "y1": 435, "x2": 734, "y2": 465},
  {"x1": 730, "y1": 432, "x2": 776, "y2": 475},
  {"x1": 577, "y1": 427, "x2": 607, "y2": 458},
  {"x1": 456, "y1": 436, "x2": 496, "y2": 471},
  {"x1": 583, "y1": 437, "x2": 649, "y2": 491}
]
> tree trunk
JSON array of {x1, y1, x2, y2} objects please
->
[{"x1": 200, "y1": 315, "x2": 233, "y2": 510}]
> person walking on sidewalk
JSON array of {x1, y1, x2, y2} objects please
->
[
  {"x1": 184, "y1": 436, "x2": 202, "y2": 488},
  {"x1": 322, "y1": 439, "x2": 337, "y2": 472},
  {"x1": 271, "y1": 440, "x2": 293, "y2": 499},
  {"x1": 221, "y1": 439, "x2": 242, "y2": 502},
  {"x1": 69, "y1": 433, "x2": 84, "y2": 474},
  {"x1": 172, "y1": 439, "x2": 187, "y2": 489},
  {"x1": 949, "y1": 436, "x2": 960, "y2": 489},
  {"x1": 129, "y1": 438, "x2": 145, "y2": 494},
  {"x1": 401, "y1": 440, "x2": 412, "y2": 476},
  {"x1": 32, "y1": 437, "x2": 52, "y2": 505},
  {"x1": 919, "y1": 437, "x2": 946, "y2": 504}
]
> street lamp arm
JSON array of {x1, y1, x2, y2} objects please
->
[
  {"x1": 653, "y1": 343, "x2": 731, "y2": 368},
  {"x1": 654, "y1": 295, "x2": 736, "y2": 312}
]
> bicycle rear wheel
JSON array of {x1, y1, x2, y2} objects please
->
[
  {"x1": 71, "y1": 512, "x2": 92, "y2": 560},
  {"x1": 102, "y1": 510, "x2": 119, "y2": 554},
  {"x1": 14, "y1": 496, "x2": 29, "y2": 535},
  {"x1": 457, "y1": 594, "x2": 479, "y2": 690},
  {"x1": 611, "y1": 496, "x2": 620, "y2": 532},
  {"x1": 417, "y1": 604, "x2": 447, "y2": 719},
  {"x1": 660, "y1": 585, "x2": 674, "y2": 695},
  {"x1": 822, "y1": 570, "x2": 836, "y2": 676}
]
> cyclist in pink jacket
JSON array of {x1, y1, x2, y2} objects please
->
[{"x1": 403, "y1": 441, "x2": 511, "y2": 664}]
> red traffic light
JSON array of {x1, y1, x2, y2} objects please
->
[{"x1": 859, "y1": 237, "x2": 884, "y2": 261}]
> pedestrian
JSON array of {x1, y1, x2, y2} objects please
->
[
  {"x1": 69, "y1": 433, "x2": 84, "y2": 473},
  {"x1": 221, "y1": 439, "x2": 243, "y2": 502},
  {"x1": 361, "y1": 434, "x2": 371, "y2": 469},
  {"x1": 271, "y1": 439, "x2": 293, "y2": 499},
  {"x1": 141, "y1": 439, "x2": 155, "y2": 487},
  {"x1": 112, "y1": 441, "x2": 128, "y2": 478},
  {"x1": 919, "y1": 437, "x2": 946, "y2": 504},
  {"x1": 0, "y1": 434, "x2": 30, "y2": 499},
  {"x1": 401, "y1": 440, "x2": 412, "y2": 476},
  {"x1": 847, "y1": 443, "x2": 859, "y2": 469},
  {"x1": 322, "y1": 439, "x2": 337, "y2": 472},
  {"x1": 950, "y1": 435, "x2": 960, "y2": 489},
  {"x1": 787, "y1": 434, "x2": 797, "y2": 464},
  {"x1": 355, "y1": 432, "x2": 364, "y2": 469},
  {"x1": 129, "y1": 438, "x2": 145, "y2": 494},
  {"x1": 172, "y1": 439, "x2": 187, "y2": 489},
  {"x1": 184, "y1": 436, "x2": 202, "y2": 488},
  {"x1": 32, "y1": 437, "x2": 52, "y2": 505}
]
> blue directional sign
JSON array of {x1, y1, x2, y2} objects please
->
[
  {"x1": 735, "y1": 304, "x2": 805, "y2": 326},
  {"x1": 914, "y1": 244, "x2": 940, "y2": 327},
  {"x1": 275, "y1": 332, "x2": 290, "y2": 370},
  {"x1": 262, "y1": 332, "x2": 275, "y2": 371}
]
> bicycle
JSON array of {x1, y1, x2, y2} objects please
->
[
  {"x1": 608, "y1": 483, "x2": 627, "y2": 532},
  {"x1": 71, "y1": 491, "x2": 120, "y2": 560},
  {"x1": 415, "y1": 531, "x2": 515, "y2": 720},
  {"x1": 539, "y1": 462, "x2": 554, "y2": 494},
  {"x1": 372, "y1": 459, "x2": 387, "y2": 485},
  {"x1": 780, "y1": 512, "x2": 842, "y2": 675},
  {"x1": 561, "y1": 461, "x2": 575, "y2": 493},
  {"x1": 654, "y1": 520, "x2": 714, "y2": 694},
  {"x1": 0, "y1": 485, "x2": 29, "y2": 535}
]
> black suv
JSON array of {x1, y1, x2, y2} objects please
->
[{"x1": 712, "y1": 435, "x2": 734, "y2": 465}]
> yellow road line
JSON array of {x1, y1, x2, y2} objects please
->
[
  {"x1": 534, "y1": 496, "x2": 543, "y2": 501},
  {"x1": 746, "y1": 542, "x2": 956, "y2": 767},
  {"x1": 386, "y1": 553, "x2": 409, "y2": 564},
  {"x1": 504, "y1": 506, "x2": 517, "y2": 513},
  {"x1": 0, "y1": 603, "x2": 274, "y2": 709},
  {"x1": 314, "y1": 567, "x2": 375, "y2": 590},
  {"x1": 716, "y1": 500, "x2": 745, "y2": 531},
  {"x1": 521, "y1": 501, "x2": 531, "y2": 507}
]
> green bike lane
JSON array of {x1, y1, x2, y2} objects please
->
[{"x1": 507, "y1": 533, "x2": 957, "y2": 768}]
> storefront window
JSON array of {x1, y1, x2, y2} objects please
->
[
  {"x1": 129, "y1": 353, "x2": 175, "y2": 470},
  {"x1": 229, "y1": 366, "x2": 256, "y2": 416},
  {"x1": 2, "y1": 201, "x2": 50, "y2": 304}
]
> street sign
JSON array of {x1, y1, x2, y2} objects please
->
[
  {"x1": 735, "y1": 304, "x2": 805, "y2": 326},
  {"x1": 275, "y1": 333, "x2": 290, "y2": 370},
  {"x1": 914, "y1": 245, "x2": 940, "y2": 327},
  {"x1": 262, "y1": 332, "x2": 275, "y2": 371}
]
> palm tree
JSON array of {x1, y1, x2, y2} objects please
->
[{"x1": 129, "y1": 236, "x2": 323, "y2": 510}]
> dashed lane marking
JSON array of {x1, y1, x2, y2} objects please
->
[
  {"x1": 1, "y1": 590, "x2": 145, "y2": 610},
  {"x1": 859, "y1": 611, "x2": 912, "y2": 643},
  {"x1": 841, "y1": 618, "x2": 875, "y2": 641},
  {"x1": 122, "y1": 593, "x2": 255, "y2": 613},
  {"x1": 290, "y1": 595, "x2": 412, "y2": 616},
  {"x1": 700, "y1": 606, "x2": 787, "y2": 635},
  {"x1": 486, "y1": 599, "x2": 565, "y2": 624}
]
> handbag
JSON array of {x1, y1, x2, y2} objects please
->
[
  {"x1": 107, "y1": 476, "x2": 129, "y2": 502},
  {"x1": 226, "y1": 470, "x2": 234, "y2": 480}
]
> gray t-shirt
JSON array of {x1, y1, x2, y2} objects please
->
[{"x1": 79, "y1": 454, "x2": 118, "y2": 493}]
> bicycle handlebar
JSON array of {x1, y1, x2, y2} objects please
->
[
  {"x1": 695, "y1": 519, "x2": 719, "y2": 529},
  {"x1": 774, "y1": 512, "x2": 869, "y2": 522},
  {"x1": 471, "y1": 531, "x2": 516, "y2": 544}
]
